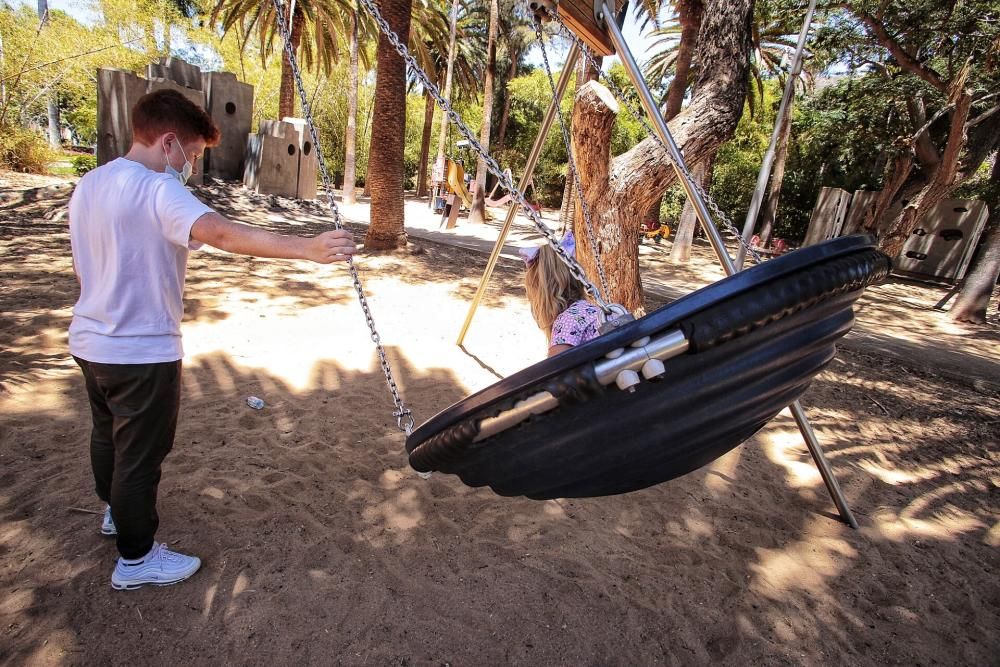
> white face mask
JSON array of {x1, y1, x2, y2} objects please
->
[{"x1": 163, "y1": 139, "x2": 193, "y2": 185}]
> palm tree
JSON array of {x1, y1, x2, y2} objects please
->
[
  {"x1": 364, "y1": 0, "x2": 413, "y2": 250},
  {"x1": 413, "y1": 0, "x2": 484, "y2": 198},
  {"x1": 342, "y1": 4, "x2": 362, "y2": 204},
  {"x1": 211, "y1": 0, "x2": 352, "y2": 118},
  {"x1": 493, "y1": 2, "x2": 536, "y2": 152},
  {"x1": 468, "y1": 0, "x2": 499, "y2": 224},
  {"x1": 343, "y1": 1, "x2": 450, "y2": 202},
  {"x1": 640, "y1": 0, "x2": 816, "y2": 261}
]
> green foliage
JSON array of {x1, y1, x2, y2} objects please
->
[
  {"x1": 0, "y1": 125, "x2": 57, "y2": 173},
  {"x1": 72, "y1": 154, "x2": 98, "y2": 176}
]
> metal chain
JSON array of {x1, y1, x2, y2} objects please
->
[
  {"x1": 541, "y1": 8, "x2": 763, "y2": 266},
  {"x1": 533, "y1": 17, "x2": 611, "y2": 301},
  {"x1": 353, "y1": 0, "x2": 615, "y2": 314},
  {"x1": 271, "y1": 0, "x2": 414, "y2": 434}
]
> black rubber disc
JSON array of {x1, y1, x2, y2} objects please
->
[{"x1": 406, "y1": 236, "x2": 891, "y2": 500}]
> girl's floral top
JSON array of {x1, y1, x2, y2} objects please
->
[{"x1": 550, "y1": 300, "x2": 601, "y2": 347}]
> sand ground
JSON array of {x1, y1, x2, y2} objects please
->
[{"x1": 1, "y1": 173, "x2": 998, "y2": 666}]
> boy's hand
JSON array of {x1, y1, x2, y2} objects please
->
[{"x1": 305, "y1": 230, "x2": 356, "y2": 264}]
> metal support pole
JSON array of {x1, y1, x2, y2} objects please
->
[
  {"x1": 602, "y1": 2, "x2": 857, "y2": 528},
  {"x1": 456, "y1": 41, "x2": 581, "y2": 346},
  {"x1": 734, "y1": 0, "x2": 817, "y2": 270}
]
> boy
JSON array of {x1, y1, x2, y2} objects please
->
[{"x1": 69, "y1": 89, "x2": 355, "y2": 590}]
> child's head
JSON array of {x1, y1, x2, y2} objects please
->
[
  {"x1": 132, "y1": 89, "x2": 220, "y2": 148},
  {"x1": 524, "y1": 243, "x2": 585, "y2": 334}
]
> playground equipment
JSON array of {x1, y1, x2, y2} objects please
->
[{"x1": 271, "y1": 0, "x2": 888, "y2": 527}]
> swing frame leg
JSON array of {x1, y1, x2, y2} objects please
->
[
  {"x1": 602, "y1": 1, "x2": 858, "y2": 529},
  {"x1": 456, "y1": 41, "x2": 582, "y2": 347}
]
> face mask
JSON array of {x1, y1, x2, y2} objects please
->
[{"x1": 163, "y1": 139, "x2": 193, "y2": 185}]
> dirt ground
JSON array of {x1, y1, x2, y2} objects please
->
[{"x1": 1, "y1": 173, "x2": 998, "y2": 666}]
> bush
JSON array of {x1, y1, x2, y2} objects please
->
[
  {"x1": 0, "y1": 125, "x2": 57, "y2": 173},
  {"x1": 72, "y1": 154, "x2": 97, "y2": 176}
]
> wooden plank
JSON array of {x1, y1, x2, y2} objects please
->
[{"x1": 557, "y1": 0, "x2": 619, "y2": 56}]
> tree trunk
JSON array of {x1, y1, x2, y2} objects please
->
[
  {"x1": 663, "y1": 0, "x2": 704, "y2": 120},
  {"x1": 640, "y1": 0, "x2": 703, "y2": 253},
  {"x1": 415, "y1": 89, "x2": 435, "y2": 197},
  {"x1": 364, "y1": 0, "x2": 413, "y2": 251},
  {"x1": 469, "y1": 0, "x2": 499, "y2": 224},
  {"x1": 669, "y1": 157, "x2": 714, "y2": 263},
  {"x1": 494, "y1": 53, "x2": 517, "y2": 152},
  {"x1": 433, "y1": 0, "x2": 460, "y2": 182},
  {"x1": 36, "y1": 0, "x2": 59, "y2": 148},
  {"x1": 758, "y1": 104, "x2": 793, "y2": 248},
  {"x1": 878, "y1": 76, "x2": 973, "y2": 258},
  {"x1": 570, "y1": 0, "x2": 751, "y2": 312},
  {"x1": 950, "y1": 156, "x2": 1000, "y2": 324},
  {"x1": 342, "y1": 9, "x2": 360, "y2": 204},
  {"x1": 559, "y1": 58, "x2": 586, "y2": 231},
  {"x1": 278, "y1": 5, "x2": 305, "y2": 119}
]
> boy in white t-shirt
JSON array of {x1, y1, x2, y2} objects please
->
[{"x1": 69, "y1": 89, "x2": 356, "y2": 590}]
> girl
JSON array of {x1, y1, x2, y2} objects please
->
[{"x1": 522, "y1": 233, "x2": 603, "y2": 357}]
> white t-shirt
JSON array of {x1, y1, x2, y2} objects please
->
[{"x1": 68, "y1": 157, "x2": 213, "y2": 364}]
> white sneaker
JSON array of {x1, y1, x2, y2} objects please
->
[
  {"x1": 110, "y1": 542, "x2": 201, "y2": 590},
  {"x1": 101, "y1": 505, "x2": 116, "y2": 536}
]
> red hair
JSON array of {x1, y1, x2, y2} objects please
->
[{"x1": 131, "y1": 89, "x2": 220, "y2": 146}]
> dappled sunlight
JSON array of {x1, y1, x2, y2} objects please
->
[
  {"x1": 3, "y1": 179, "x2": 998, "y2": 664},
  {"x1": 760, "y1": 420, "x2": 823, "y2": 489},
  {"x1": 751, "y1": 525, "x2": 857, "y2": 597}
]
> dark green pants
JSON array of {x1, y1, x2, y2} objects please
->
[{"x1": 74, "y1": 357, "x2": 182, "y2": 560}]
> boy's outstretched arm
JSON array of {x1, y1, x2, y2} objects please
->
[{"x1": 190, "y1": 212, "x2": 356, "y2": 264}]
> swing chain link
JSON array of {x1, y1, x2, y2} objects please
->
[
  {"x1": 352, "y1": 0, "x2": 615, "y2": 314},
  {"x1": 541, "y1": 7, "x2": 763, "y2": 266},
  {"x1": 533, "y1": 17, "x2": 611, "y2": 301},
  {"x1": 271, "y1": 0, "x2": 414, "y2": 435}
]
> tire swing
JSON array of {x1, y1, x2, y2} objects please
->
[
  {"x1": 406, "y1": 235, "x2": 890, "y2": 499},
  {"x1": 272, "y1": 0, "x2": 889, "y2": 518}
]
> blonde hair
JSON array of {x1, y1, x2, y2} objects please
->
[{"x1": 525, "y1": 244, "x2": 586, "y2": 338}]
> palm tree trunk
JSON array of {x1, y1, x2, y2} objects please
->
[
  {"x1": 641, "y1": 0, "x2": 703, "y2": 252},
  {"x1": 278, "y1": 5, "x2": 304, "y2": 119},
  {"x1": 343, "y1": 9, "x2": 360, "y2": 204},
  {"x1": 494, "y1": 51, "x2": 518, "y2": 152},
  {"x1": 36, "y1": 0, "x2": 60, "y2": 148},
  {"x1": 559, "y1": 58, "x2": 587, "y2": 230},
  {"x1": 757, "y1": 103, "x2": 792, "y2": 247},
  {"x1": 663, "y1": 0, "x2": 704, "y2": 120},
  {"x1": 669, "y1": 156, "x2": 714, "y2": 263},
  {"x1": 415, "y1": 89, "x2": 435, "y2": 197},
  {"x1": 469, "y1": 0, "x2": 499, "y2": 224},
  {"x1": 364, "y1": 0, "x2": 413, "y2": 251},
  {"x1": 433, "y1": 0, "x2": 460, "y2": 182}
]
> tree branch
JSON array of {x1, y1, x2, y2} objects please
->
[{"x1": 840, "y1": 3, "x2": 948, "y2": 93}]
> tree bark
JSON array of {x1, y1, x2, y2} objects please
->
[
  {"x1": 950, "y1": 156, "x2": 999, "y2": 323},
  {"x1": 663, "y1": 0, "x2": 703, "y2": 120},
  {"x1": 415, "y1": 89, "x2": 435, "y2": 197},
  {"x1": 758, "y1": 104, "x2": 793, "y2": 248},
  {"x1": 469, "y1": 0, "x2": 499, "y2": 224},
  {"x1": 342, "y1": 9, "x2": 360, "y2": 204},
  {"x1": 433, "y1": 0, "x2": 460, "y2": 183},
  {"x1": 669, "y1": 157, "x2": 714, "y2": 263},
  {"x1": 364, "y1": 0, "x2": 413, "y2": 251},
  {"x1": 878, "y1": 70, "x2": 973, "y2": 258},
  {"x1": 36, "y1": 0, "x2": 59, "y2": 148},
  {"x1": 568, "y1": 0, "x2": 751, "y2": 311},
  {"x1": 638, "y1": 1, "x2": 704, "y2": 258},
  {"x1": 278, "y1": 5, "x2": 304, "y2": 119},
  {"x1": 494, "y1": 52, "x2": 517, "y2": 152}
]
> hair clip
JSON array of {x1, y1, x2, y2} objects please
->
[{"x1": 520, "y1": 231, "x2": 575, "y2": 266}]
